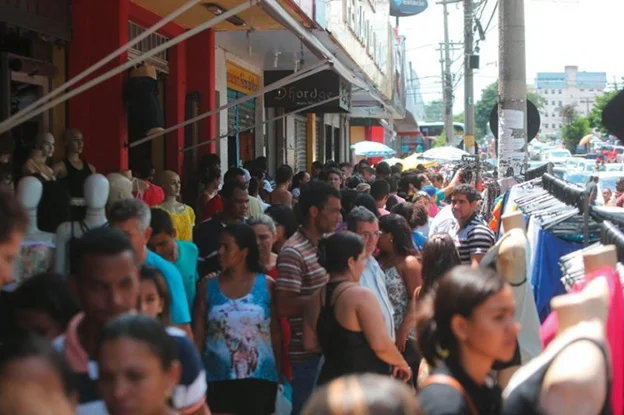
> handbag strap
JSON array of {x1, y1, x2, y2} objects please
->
[{"x1": 421, "y1": 374, "x2": 479, "y2": 415}]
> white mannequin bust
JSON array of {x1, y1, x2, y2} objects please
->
[
  {"x1": 55, "y1": 174, "x2": 109, "y2": 274},
  {"x1": 107, "y1": 172, "x2": 133, "y2": 208},
  {"x1": 504, "y1": 246, "x2": 613, "y2": 415},
  {"x1": 8, "y1": 177, "x2": 57, "y2": 289}
]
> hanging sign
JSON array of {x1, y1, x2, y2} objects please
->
[
  {"x1": 226, "y1": 61, "x2": 260, "y2": 95},
  {"x1": 263, "y1": 70, "x2": 351, "y2": 113},
  {"x1": 390, "y1": 0, "x2": 428, "y2": 17}
]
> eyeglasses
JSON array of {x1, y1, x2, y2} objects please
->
[{"x1": 360, "y1": 231, "x2": 382, "y2": 240}]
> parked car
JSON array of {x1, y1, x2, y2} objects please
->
[
  {"x1": 528, "y1": 141, "x2": 553, "y2": 161},
  {"x1": 542, "y1": 149, "x2": 572, "y2": 165}
]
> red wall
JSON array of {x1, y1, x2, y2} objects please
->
[
  {"x1": 366, "y1": 126, "x2": 385, "y2": 143},
  {"x1": 69, "y1": 1, "x2": 216, "y2": 173},
  {"x1": 69, "y1": 0, "x2": 129, "y2": 173}
]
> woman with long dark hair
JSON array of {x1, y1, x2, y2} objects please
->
[
  {"x1": 419, "y1": 234, "x2": 461, "y2": 297},
  {"x1": 291, "y1": 171, "x2": 311, "y2": 200},
  {"x1": 377, "y1": 214, "x2": 422, "y2": 360},
  {"x1": 193, "y1": 222, "x2": 281, "y2": 414},
  {"x1": 138, "y1": 266, "x2": 172, "y2": 326},
  {"x1": 303, "y1": 232, "x2": 411, "y2": 385},
  {"x1": 416, "y1": 266, "x2": 519, "y2": 414}
]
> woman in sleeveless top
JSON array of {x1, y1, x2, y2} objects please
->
[
  {"x1": 192, "y1": 223, "x2": 281, "y2": 415},
  {"x1": 377, "y1": 214, "x2": 423, "y2": 383},
  {"x1": 416, "y1": 266, "x2": 520, "y2": 415},
  {"x1": 302, "y1": 232, "x2": 411, "y2": 386}
]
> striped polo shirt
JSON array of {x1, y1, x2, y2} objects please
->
[
  {"x1": 449, "y1": 214, "x2": 496, "y2": 265},
  {"x1": 276, "y1": 230, "x2": 329, "y2": 360},
  {"x1": 53, "y1": 313, "x2": 207, "y2": 415}
]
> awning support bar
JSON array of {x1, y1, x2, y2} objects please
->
[
  {"x1": 181, "y1": 89, "x2": 357, "y2": 153},
  {"x1": 129, "y1": 59, "x2": 331, "y2": 148},
  {"x1": 0, "y1": 0, "x2": 204, "y2": 133},
  {"x1": 0, "y1": 0, "x2": 261, "y2": 135}
]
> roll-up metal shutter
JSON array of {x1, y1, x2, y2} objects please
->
[{"x1": 294, "y1": 115, "x2": 308, "y2": 172}]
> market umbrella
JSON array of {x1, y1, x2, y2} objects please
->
[
  {"x1": 401, "y1": 153, "x2": 438, "y2": 170},
  {"x1": 579, "y1": 134, "x2": 594, "y2": 146},
  {"x1": 379, "y1": 157, "x2": 403, "y2": 166},
  {"x1": 422, "y1": 146, "x2": 468, "y2": 161},
  {"x1": 351, "y1": 141, "x2": 396, "y2": 158}
]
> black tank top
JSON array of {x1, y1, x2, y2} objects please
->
[
  {"x1": 503, "y1": 337, "x2": 612, "y2": 415},
  {"x1": 64, "y1": 158, "x2": 93, "y2": 198},
  {"x1": 316, "y1": 281, "x2": 390, "y2": 385}
]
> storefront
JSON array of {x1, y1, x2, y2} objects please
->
[{"x1": 225, "y1": 60, "x2": 261, "y2": 167}]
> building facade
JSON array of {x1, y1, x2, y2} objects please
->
[{"x1": 534, "y1": 65, "x2": 607, "y2": 137}]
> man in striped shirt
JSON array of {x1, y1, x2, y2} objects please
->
[
  {"x1": 276, "y1": 180, "x2": 342, "y2": 414},
  {"x1": 448, "y1": 184, "x2": 496, "y2": 267}
]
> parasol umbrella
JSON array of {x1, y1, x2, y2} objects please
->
[
  {"x1": 422, "y1": 146, "x2": 468, "y2": 161},
  {"x1": 351, "y1": 141, "x2": 397, "y2": 158},
  {"x1": 579, "y1": 134, "x2": 594, "y2": 146},
  {"x1": 401, "y1": 153, "x2": 438, "y2": 170},
  {"x1": 379, "y1": 157, "x2": 403, "y2": 166}
]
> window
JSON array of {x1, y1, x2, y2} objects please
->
[
  {"x1": 545, "y1": 123, "x2": 549, "y2": 128},
  {"x1": 559, "y1": 124, "x2": 562, "y2": 128},
  {"x1": 558, "y1": 101, "x2": 562, "y2": 106},
  {"x1": 552, "y1": 113, "x2": 557, "y2": 117},
  {"x1": 580, "y1": 89, "x2": 585, "y2": 92},
  {"x1": 544, "y1": 113, "x2": 548, "y2": 118},
  {"x1": 558, "y1": 90, "x2": 562, "y2": 94},
  {"x1": 589, "y1": 89, "x2": 594, "y2": 92},
  {"x1": 551, "y1": 90, "x2": 555, "y2": 94},
  {"x1": 552, "y1": 100, "x2": 556, "y2": 105}
]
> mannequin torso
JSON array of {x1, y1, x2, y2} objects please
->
[
  {"x1": 23, "y1": 132, "x2": 56, "y2": 182},
  {"x1": 55, "y1": 174, "x2": 109, "y2": 274},
  {"x1": 53, "y1": 130, "x2": 96, "y2": 196},
  {"x1": 156, "y1": 171, "x2": 195, "y2": 241},
  {"x1": 10, "y1": 177, "x2": 56, "y2": 289},
  {"x1": 503, "y1": 272, "x2": 611, "y2": 415}
]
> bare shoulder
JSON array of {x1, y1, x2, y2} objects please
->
[{"x1": 404, "y1": 255, "x2": 422, "y2": 270}]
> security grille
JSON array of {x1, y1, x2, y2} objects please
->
[{"x1": 128, "y1": 21, "x2": 170, "y2": 73}]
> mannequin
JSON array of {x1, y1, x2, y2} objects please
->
[
  {"x1": 503, "y1": 246, "x2": 613, "y2": 415},
  {"x1": 23, "y1": 132, "x2": 56, "y2": 181},
  {"x1": 482, "y1": 211, "x2": 542, "y2": 387},
  {"x1": 156, "y1": 170, "x2": 195, "y2": 241},
  {"x1": 53, "y1": 129, "x2": 96, "y2": 192},
  {"x1": 106, "y1": 173, "x2": 133, "y2": 209},
  {"x1": 55, "y1": 174, "x2": 109, "y2": 274},
  {"x1": 9, "y1": 177, "x2": 56, "y2": 289}
]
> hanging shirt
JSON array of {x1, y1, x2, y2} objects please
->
[
  {"x1": 203, "y1": 273, "x2": 278, "y2": 383},
  {"x1": 539, "y1": 267, "x2": 624, "y2": 415}
]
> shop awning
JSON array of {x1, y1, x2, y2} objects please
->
[{"x1": 394, "y1": 110, "x2": 419, "y2": 133}]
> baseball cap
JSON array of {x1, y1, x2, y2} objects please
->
[
  {"x1": 422, "y1": 185, "x2": 437, "y2": 197},
  {"x1": 263, "y1": 180, "x2": 273, "y2": 193}
]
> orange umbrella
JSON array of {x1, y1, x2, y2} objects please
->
[{"x1": 579, "y1": 134, "x2": 594, "y2": 146}]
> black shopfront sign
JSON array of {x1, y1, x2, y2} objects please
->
[
  {"x1": 0, "y1": 0, "x2": 72, "y2": 42},
  {"x1": 264, "y1": 70, "x2": 351, "y2": 113}
]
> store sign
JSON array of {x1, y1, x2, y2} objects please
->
[
  {"x1": 263, "y1": 70, "x2": 351, "y2": 113},
  {"x1": 390, "y1": 0, "x2": 428, "y2": 17},
  {"x1": 0, "y1": 0, "x2": 72, "y2": 41},
  {"x1": 226, "y1": 61, "x2": 261, "y2": 95}
]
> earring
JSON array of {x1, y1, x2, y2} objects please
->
[{"x1": 435, "y1": 343, "x2": 450, "y2": 359}]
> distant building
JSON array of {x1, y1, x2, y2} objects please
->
[{"x1": 533, "y1": 66, "x2": 607, "y2": 137}]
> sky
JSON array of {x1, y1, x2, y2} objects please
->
[{"x1": 398, "y1": 0, "x2": 624, "y2": 115}]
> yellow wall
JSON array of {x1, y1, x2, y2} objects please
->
[{"x1": 350, "y1": 126, "x2": 365, "y2": 144}]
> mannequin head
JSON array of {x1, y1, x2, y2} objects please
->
[
  {"x1": 84, "y1": 174, "x2": 109, "y2": 210},
  {"x1": 36, "y1": 133, "x2": 55, "y2": 159},
  {"x1": 64, "y1": 130, "x2": 84, "y2": 156},
  {"x1": 161, "y1": 171, "x2": 181, "y2": 198},
  {"x1": 496, "y1": 229, "x2": 527, "y2": 285},
  {"x1": 106, "y1": 173, "x2": 133, "y2": 208},
  {"x1": 17, "y1": 177, "x2": 43, "y2": 211},
  {"x1": 551, "y1": 275, "x2": 609, "y2": 333}
]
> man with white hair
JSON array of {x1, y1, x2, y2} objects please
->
[{"x1": 108, "y1": 198, "x2": 191, "y2": 336}]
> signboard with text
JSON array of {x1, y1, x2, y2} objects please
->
[
  {"x1": 264, "y1": 70, "x2": 351, "y2": 113},
  {"x1": 390, "y1": 0, "x2": 428, "y2": 17},
  {"x1": 226, "y1": 61, "x2": 261, "y2": 95}
]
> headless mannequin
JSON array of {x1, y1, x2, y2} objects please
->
[
  {"x1": 53, "y1": 129, "x2": 96, "y2": 181},
  {"x1": 156, "y1": 171, "x2": 195, "y2": 241},
  {"x1": 23, "y1": 132, "x2": 56, "y2": 181},
  {"x1": 106, "y1": 173, "x2": 133, "y2": 209},
  {"x1": 55, "y1": 174, "x2": 109, "y2": 274},
  {"x1": 129, "y1": 65, "x2": 165, "y2": 139},
  {"x1": 496, "y1": 212, "x2": 542, "y2": 387},
  {"x1": 504, "y1": 246, "x2": 612, "y2": 415},
  {"x1": 10, "y1": 177, "x2": 56, "y2": 288}
]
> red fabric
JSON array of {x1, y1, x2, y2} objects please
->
[
  {"x1": 267, "y1": 266, "x2": 293, "y2": 382},
  {"x1": 200, "y1": 194, "x2": 222, "y2": 222},
  {"x1": 539, "y1": 266, "x2": 624, "y2": 415},
  {"x1": 429, "y1": 203, "x2": 439, "y2": 218},
  {"x1": 133, "y1": 183, "x2": 165, "y2": 207}
]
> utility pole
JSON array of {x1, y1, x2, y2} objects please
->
[
  {"x1": 463, "y1": 0, "x2": 475, "y2": 154},
  {"x1": 441, "y1": 0, "x2": 454, "y2": 144},
  {"x1": 498, "y1": 0, "x2": 527, "y2": 177}
]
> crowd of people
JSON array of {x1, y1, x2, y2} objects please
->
[{"x1": 0, "y1": 154, "x2": 591, "y2": 415}]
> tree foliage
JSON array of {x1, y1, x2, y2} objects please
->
[
  {"x1": 474, "y1": 81, "x2": 546, "y2": 139},
  {"x1": 424, "y1": 100, "x2": 444, "y2": 122},
  {"x1": 563, "y1": 117, "x2": 590, "y2": 153},
  {"x1": 588, "y1": 91, "x2": 618, "y2": 133},
  {"x1": 453, "y1": 112, "x2": 464, "y2": 123}
]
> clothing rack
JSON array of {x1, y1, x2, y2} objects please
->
[
  {"x1": 541, "y1": 173, "x2": 586, "y2": 211},
  {"x1": 524, "y1": 162, "x2": 553, "y2": 182},
  {"x1": 601, "y1": 221, "x2": 624, "y2": 263}
]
